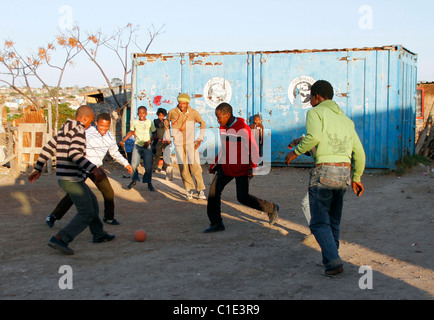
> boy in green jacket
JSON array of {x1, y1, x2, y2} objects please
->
[{"x1": 285, "y1": 80, "x2": 365, "y2": 277}]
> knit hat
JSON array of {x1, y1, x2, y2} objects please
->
[{"x1": 177, "y1": 93, "x2": 190, "y2": 103}]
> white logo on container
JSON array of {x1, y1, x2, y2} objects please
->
[
  {"x1": 204, "y1": 77, "x2": 232, "y2": 109},
  {"x1": 288, "y1": 76, "x2": 315, "y2": 109}
]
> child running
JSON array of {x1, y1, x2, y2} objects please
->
[{"x1": 121, "y1": 106, "x2": 156, "y2": 191}]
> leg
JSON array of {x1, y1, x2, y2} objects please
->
[
  {"x1": 308, "y1": 166, "x2": 349, "y2": 271},
  {"x1": 309, "y1": 185, "x2": 341, "y2": 269},
  {"x1": 56, "y1": 180, "x2": 106, "y2": 245},
  {"x1": 130, "y1": 145, "x2": 143, "y2": 183},
  {"x1": 142, "y1": 146, "x2": 154, "y2": 184},
  {"x1": 51, "y1": 193, "x2": 74, "y2": 220},
  {"x1": 152, "y1": 141, "x2": 163, "y2": 171},
  {"x1": 329, "y1": 188, "x2": 346, "y2": 250},
  {"x1": 189, "y1": 148, "x2": 206, "y2": 192},
  {"x1": 206, "y1": 167, "x2": 232, "y2": 226},
  {"x1": 175, "y1": 145, "x2": 195, "y2": 192},
  {"x1": 234, "y1": 175, "x2": 274, "y2": 214},
  {"x1": 91, "y1": 170, "x2": 116, "y2": 222}
]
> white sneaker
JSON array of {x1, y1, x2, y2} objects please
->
[
  {"x1": 185, "y1": 191, "x2": 193, "y2": 201},
  {"x1": 197, "y1": 190, "x2": 206, "y2": 200}
]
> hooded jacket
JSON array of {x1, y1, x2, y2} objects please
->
[
  {"x1": 294, "y1": 99, "x2": 365, "y2": 182},
  {"x1": 210, "y1": 117, "x2": 259, "y2": 177}
]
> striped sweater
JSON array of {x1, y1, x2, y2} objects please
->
[{"x1": 34, "y1": 119, "x2": 96, "y2": 181}]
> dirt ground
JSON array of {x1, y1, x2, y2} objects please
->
[{"x1": 0, "y1": 161, "x2": 433, "y2": 301}]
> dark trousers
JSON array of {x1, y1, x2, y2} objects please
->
[
  {"x1": 207, "y1": 166, "x2": 274, "y2": 225},
  {"x1": 57, "y1": 179, "x2": 105, "y2": 244},
  {"x1": 52, "y1": 170, "x2": 115, "y2": 221},
  {"x1": 152, "y1": 140, "x2": 169, "y2": 171}
]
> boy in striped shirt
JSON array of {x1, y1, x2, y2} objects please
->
[
  {"x1": 44, "y1": 112, "x2": 133, "y2": 227},
  {"x1": 29, "y1": 106, "x2": 114, "y2": 255}
]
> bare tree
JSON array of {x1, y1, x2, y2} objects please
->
[
  {"x1": 61, "y1": 23, "x2": 165, "y2": 118},
  {"x1": 0, "y1": 38, "x2": 82, "y2": 133}
]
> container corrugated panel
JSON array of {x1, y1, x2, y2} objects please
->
[{"x1": 131, "y1": 45, "x2": 417, "y2": 169}]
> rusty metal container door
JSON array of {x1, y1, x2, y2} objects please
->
[{"x1": 131, "y1": 46, "x2": 417, "y2": 170}]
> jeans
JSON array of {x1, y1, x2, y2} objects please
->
[
  {"x1": 56, "y1": 179, "x2": 106, "y2": 244},
  {"x1": 51, "y1": 170, "x2": 115, "y2": 220},
  {"x1": 207, "y1": 166, "x2": 274, "y2": 225},
  {"x1": 131, "y1": 144, "x2": 153, "y2": 183},
  {"x1": 308, "y1": 164, "x2": 350, "y2": 271}
]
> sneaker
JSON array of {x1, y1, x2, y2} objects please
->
[
  {"x1": 47, "y1": 236, "x2": 74, "y2": 255},
  {"x1": 323, "y1": 266, "x2": 344, "y2": 277},
  {"x1": 125, "y1": 181, "x2": 136, "y2": 190},
  {"x1": 93, "y1": 233, "x2": 115, "y2": 243},
  {"x1": 197, "y1": 190, "x2": 207, "y2": 200},
  {"x1": 185, "y1": 190, "x2": 193, "y2": 201},
  {"x1": 268, "y1": 203, "x2": 279, "y2": 225},
  {"x1": 103, "y1": 218, "x2": 120, "y2": 225},
  {"x1": 203, "y1": 222, "x2": 225, "y2": 233},
  {"x1": 148, "y1": 183, "x2": 155, "y2": 192},
  {"x1": 45, "y1": 214, "x2": 56, "y2": 228}
]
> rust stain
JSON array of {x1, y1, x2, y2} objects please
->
[
  {"x1": 204, "y1": 62, "x2": 223, "y2": 66},
  {"x1": 336, "y1": 93, "x2": 348, "y2": 98},
  {"x1": 133, "y1": 45, "x2": 410, "y2": 63}
]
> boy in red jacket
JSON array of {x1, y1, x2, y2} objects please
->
[{"x1": 204, "y1": 103, "x2": 279, "y2": 233}]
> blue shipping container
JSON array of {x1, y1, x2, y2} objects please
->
[{"x1": 130, "y1": 45, "x2": 417, "y2": 170}]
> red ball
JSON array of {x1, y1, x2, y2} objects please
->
[{"x1": 134, "y1": 229, "x2": 147, "y2": 242}]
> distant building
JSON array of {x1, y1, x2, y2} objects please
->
[
  {"x1": 80, "y1": 85, "x2": 131, "y2": 141},
  {"x1": 417, "y1": 82, "x2": 434, "y2": 141}
]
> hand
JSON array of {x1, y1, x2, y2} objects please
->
[
  {"x1": 285, "y1": 151, "x2": 298, "y2": 166},
  {"x1": 120, "y1": 140, "x2": 125, "y2": 147},
  {"x1": 352, "y1": 181, "x2": 364, "y2": 197},
  {"x1": 194, "y1": 139, "x2": 202, "y2": 150},
  {"x1": 125, "y1": 164, "x2": 133, "y2": 174},
  {"x1": 28, "y1": 170, "x2": 41, "y2": 183},
  {"x1": 248, "y1": 168, "x2": 256, "y2": 179},
  {"x1": 91, "y1": 167, "x2": 104, "y2": 183}
]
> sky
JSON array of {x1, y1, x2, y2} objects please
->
[{"x1": 1, "y1": 0, "x2": 433, "y2": 88}]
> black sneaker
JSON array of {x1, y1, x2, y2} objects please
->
[
  {"x1": 103, "y1": 218, "x2": 120, "y2": 225},
  {"x1": 47, "y1": 236, "x2": 74, "y2": 255},
  {"x1": 45, "y1": 214, "x2": 56, "y2": 228},
  {"x1": 268, "y1": 203, "x2": 279, "y2": 225},
  {"x1": 148, "y1": 183, "x2": 155, "y2": 192},
  {"x1": 125, "y1": 181, "x2": 136, "y2": 190},
  {"x1": 93, "y1": 233, "x2": 115, "y2": 243},
  {"x1": 203, "y1": 222, "x2": 225, "y2": 233},
  {"x1": 323, "y1": 266, "x2": 344, "y2": 277}
]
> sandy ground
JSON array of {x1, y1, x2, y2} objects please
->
[{"x1": 0, "y1": 161, "x2": 433, "y2": 302}]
